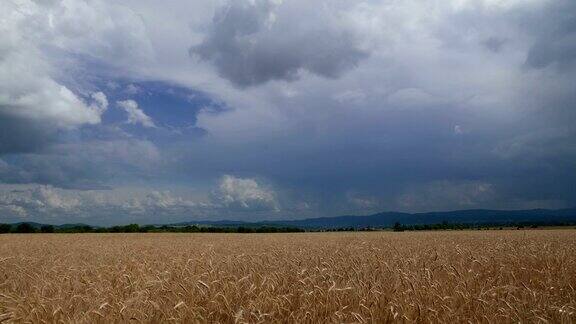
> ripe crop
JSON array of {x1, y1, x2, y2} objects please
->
[{"x1": 1, "y1": 230, "x2": 575, "y2": 322}]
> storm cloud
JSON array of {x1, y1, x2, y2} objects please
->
[
  {"x1": 0, "y1": 0, "x2": 575, "y2": 225},
  {"x1": 190, "y1": 0, "x2": 369, "y2": 87}
]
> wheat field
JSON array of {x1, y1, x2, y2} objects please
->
[{"x1": 0, "y1": 230, "x2": 575, "y2": 323}]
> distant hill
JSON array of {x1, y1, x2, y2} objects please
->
[
  {"x1": 9, "y1": 222, "x2": 47, "y2": 229},
  {"x1": 176, "y1": 208, "x2": 576, "y2": 229},
  {"x1": 3, "y1": 208, "x2": 576, "y2": 230}
]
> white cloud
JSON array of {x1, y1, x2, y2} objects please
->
[
  {"x1": 0, "y1": 184, "x2": 201, "y2": 224},
  {"x1": 0, "y1": 6, "x2": 101, "y2": 127},
  {"x1": 90, "y1": 92, "x2": 109, "y2": 114},
  {"x1": 454, "y1": 125, "x2": 464, "y2": 135},
  {"x1": 0, "y1": 177, "x2": 280, "y2": 224},
  {"x1": 0, "y1": 0, "x2": 153, "y2": 154},
  {"x1": 211, "y1": 175, "x2": 278, "y2": 211},
  {"x1": 125, "y1": 84, "x2": 141, "y2": 95},
  {"x1": 30, "y1": 186, "x2": 81, "y2": 210},
  {"x1": 117, "y1": 100, "x2": 156, "y2": 128},
  {"x1": 0, "y1": 185, "x2": 80, "y2": 220},
  {"x1": 41, "y1": 0, "x2": 155, "y2": 67},
  {"x1": 0, "y1": 0, "x2": 153, "y2": 126}
]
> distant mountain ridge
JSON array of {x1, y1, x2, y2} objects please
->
[
  {"x1": 3, "y1": 208, "x2": 576, "y2": 229},
  {"x1": 174, "y1": 208, "x2": 576, "y2": 229}
]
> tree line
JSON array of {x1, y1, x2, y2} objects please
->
[
  {"x1": 0, "y1": 223, "x2": 306, "y2": 234},
  {"x1": 1, "y1": 220, "x2": 573, "y2": 234}
]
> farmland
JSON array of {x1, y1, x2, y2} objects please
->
[{"x1": 1, "y1": 230, "x2": 575, "y2": 323}]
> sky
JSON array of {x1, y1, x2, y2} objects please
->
[{"x1": 0, "y1": 0, "x2": 575, "y2": 225}]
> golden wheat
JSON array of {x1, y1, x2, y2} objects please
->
[{"x1": 0, "y1": 230, "x2": 575, "y2": 323}]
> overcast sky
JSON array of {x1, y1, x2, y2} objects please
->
[{"x1": 0, "y1": 0, "x2": 575, "y2": 225}]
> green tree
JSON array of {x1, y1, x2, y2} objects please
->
[
  {"x1": 0, "y1": 224, "x2": 11, "y2": 233},
  {"x1": 139, "y1": 225, "x2": 156, "y2": 233},
  {"x1": 40, "y1": 225, "x2": 55, "y2": 233},
  {"x1": 393, "y1": 222, "x2": 405, "y2": 232},
  {"x1": 15, "y1": 223, "x2": 36, "y2": 233},
  {"x1": 123, "y1": 224, "x2": 140, "y2": 233}
]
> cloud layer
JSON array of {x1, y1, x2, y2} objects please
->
[
  {"x1": 0, "y1": 0, "x2": 575, "y2": 224},
  {"x1": 0, "y1": 175, "x2": 278, "y2": 225}
]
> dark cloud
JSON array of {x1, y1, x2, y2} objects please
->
[
  {"x1": 0, "y1": 131, "x2": 161, "y2": 190},
  {"x1": 525, "y1": 0, "x2": 576, "y2": 69},
  {"x1": 0, "y1": 118, "x2": 54, "y2": 154},
  {"x1": 190, "y1": 0, "x2": 368, "y2": 87},
  {"x1": 482, "y1": 37, "x2": 508, "y2": 53}
]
